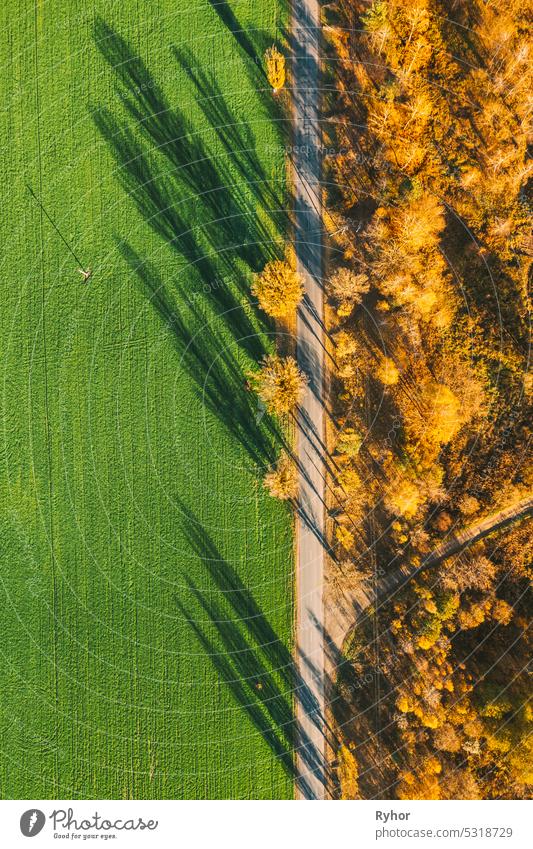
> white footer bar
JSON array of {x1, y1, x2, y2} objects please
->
[{"x1": 0, "y1": 799, "x2": 529, "y2": 848}]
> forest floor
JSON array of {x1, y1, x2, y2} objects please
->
[{"x1": 0, "y1": 0, "x2": 295, "y2": 799}]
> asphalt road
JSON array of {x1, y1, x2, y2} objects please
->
[{"x1": 291, "y1": 0, "x2": 328, "y2": 801}]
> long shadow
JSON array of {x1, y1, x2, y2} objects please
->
[
  {"x1": 120, "y1": 244, "x2": 282, "y2": 469},
  {"x1": 94, "y1": 14, "x2": 333, "y2": 795},
  {"x1": 300, "y1": 293, "x2": 338, "y2": 356},
  {"x1": 95, "y1": 107, "x2": 269, "y2": 364},
  {"x1": 176, "y1": 508, "x2": 332, "y2": 797},
  {"x1": 206, "y1": 0, "x2": 291, "y2": 116}
]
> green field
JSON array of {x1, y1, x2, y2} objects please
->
[{"x1": 0, "y1": 1, "x2": 294, "y2": 799}]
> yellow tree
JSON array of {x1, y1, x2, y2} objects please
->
[
  {"x1": 264, "y1": 46, "x2": 286, "y2": 93},
  {"x1": 250, "y1": 355, "x2": 307, "y2": 415},
  {"x1": 252, "y1": 259, "x2": 303, "y2": 318},
  {"x1": 264, "y1": 452, "x2": 298, "y2": 500},
  {"x1": 385, "y1": 477, "x2": 422, "y2": 519}
]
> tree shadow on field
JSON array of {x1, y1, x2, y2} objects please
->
[
  {"x1": 175, "y1": 507, "x2": 334, "y2": 798},
  {"x1": 93, "y1": 16, "x2": 284, "y2": 281},
  {"x1": 119, "y1": 243, "x2": 282, "y2": 470}
]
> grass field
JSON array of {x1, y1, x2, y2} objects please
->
[{"x1": 0, "y1": 0, "x2": 294, "y2": 799}]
